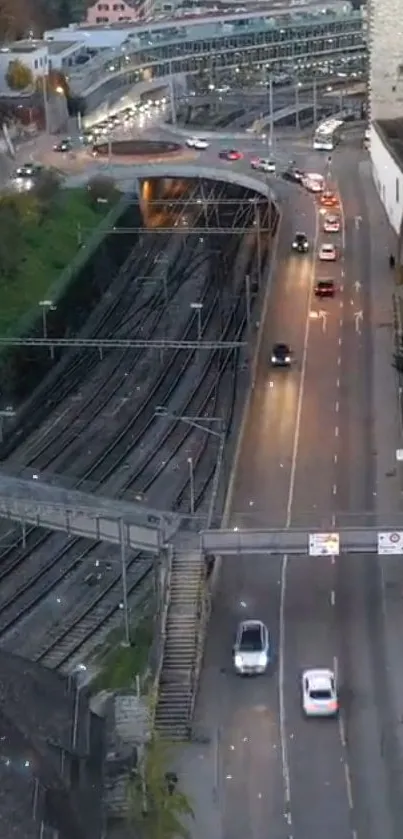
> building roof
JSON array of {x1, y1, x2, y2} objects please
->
[
  {"x1": 375, "y1": 118, "x2": 403, "y2": 172},
  {"x1": 5, "y1": 40, "x2": 46, "y2": 54},
  {"x1": 0, "y1": 649, "x2": 102, "y2": 839}
]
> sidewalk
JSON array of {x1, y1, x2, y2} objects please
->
[
  {"x1": 172, "y1": 740, "x2": 222, "y2": 839},
  {"x1": 360, "y1": 157, "x2": 403, "y2": 802}
]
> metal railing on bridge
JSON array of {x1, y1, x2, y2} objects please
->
[{"x1": 200, "y1": 527, "x2": 403, "y2": 556}]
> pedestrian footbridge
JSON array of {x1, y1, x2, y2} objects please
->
[
  {"x1": 0, "y1": 474, "x2": 177, "y2": 554},
  {"x1": 0, "y1": 474, "x2": 402, "y2": 557}
]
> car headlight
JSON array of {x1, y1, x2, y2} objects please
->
[
  {"x1": 304, "y1": 243, "x2": 308, "y2": 250},
  {"x1": 258, "y1": 653, "x2": 267, "y2": 667},
  {"x1": 285, "y1": 356, "x2": 291, "y2": 363},
  {"x1": 292, "y1": 243, "x2": 297, "y2": 248},
  {"x1": 271, "y1": 356, "x2": 277, "y2": 363},
  {"x1": 235, "y1": 654, "x2": 242, "y2": 669}
]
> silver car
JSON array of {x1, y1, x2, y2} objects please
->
[{"x1": 233, "y1": 620, "x2": 271, "y2": 675}]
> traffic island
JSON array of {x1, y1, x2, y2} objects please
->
[{"x1": 92, "y1": 139, "x2": 186, "y2": 162}]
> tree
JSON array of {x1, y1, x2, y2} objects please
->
[
  {"x1": 127, "y1": 734, "x2": 194, "y2": 839},
  {"x1": 33, "y1": 168, "x2": 62, "y2": 209},
  {"x1": 86, "y1": 175, "x2": 120, "y2": 208},
  {"x1": 0, "y1": 201, "x2": 22, "y2": 279},
  {"x1": 6, "y1": 59, "x2": 33, "y2": 92}
]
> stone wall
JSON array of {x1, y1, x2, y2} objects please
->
[{"x1": 369, "y1": 0, "x2": 403, "y2": 120}]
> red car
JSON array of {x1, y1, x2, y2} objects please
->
[
  {"x1": 219, "y1": 149, "x2": 243, "y2": 161},
  {"x1": 320, "y1": 190, "x2": 338, "y2": 208},
  {"x1": 315, "y1": 279, "x2": 336, "y2": 297}
]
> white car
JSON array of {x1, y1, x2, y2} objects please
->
[
  {"x1": 303, "y1": 173, "x2": 324, "y2": 193},
  {"x1": 233, "y1": 620, "x2": 271, "y2": 675},
  {"x1": 186, "y1": 137, "x2": 209, "y2": 150},
  {"x1": 302, "y1": 668, "x2": 338, "y2": 717},
  {"x1": 251, "y1": 157, "x2": 276, "y2": 173},
  {"x1": 323, "y1": 214, "x2": 340, "y2": 233},
  {"x1": 319, "y1": 243, "x2": 337, "y2": 261}
]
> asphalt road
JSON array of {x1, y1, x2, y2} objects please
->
[{"x1": 195, "y1": 137, "x2": 400, "y2": 839}]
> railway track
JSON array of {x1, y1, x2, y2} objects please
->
[{"x1": 0, "y1": 182, "x2": 265, "y2": 669}]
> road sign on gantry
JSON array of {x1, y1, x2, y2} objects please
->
[
  {"x1": 377, "y1": 531, "x2": 403, "y2": 555},
  {"x1": 309, "y1": 532, "x2": 340, "y2": 556}
]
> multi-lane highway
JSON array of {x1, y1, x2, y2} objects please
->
[{"x1": 194, "y1": 138, "x2": 401, "y2": 839}]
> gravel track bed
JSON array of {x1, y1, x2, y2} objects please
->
[{"x1": 0, "y1": 183, "x2": 266, "y2": 668}]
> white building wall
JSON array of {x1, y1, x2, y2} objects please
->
[
  {"x1": 0, "y1": 44, "x2": 49, "y2": 90},
  {"x1": 370, "y1": 125, "x2": 403, "y2": 235}
]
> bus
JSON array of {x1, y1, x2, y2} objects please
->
[{"x1": 313, "y1": 118, "x2": 344, "y2": 151}]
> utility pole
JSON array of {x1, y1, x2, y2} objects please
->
[
  {"x1": 42, "y1": 74, "x2": 49, "y2": 133},
  {"x1": 0, "y1": 407, "x2": 16, "y2": 443},
  {"x1": 295, "y1": 80, "x2": 300, "y2": 130},
  {"x1": 245, "y1": 274, "x2": 251, "y2": 337},
  {"x1": 268, "y1": 76, "x2": 274, "y2": 150},
  {"x1": 119, "y1": 518, "x2": 131, "y2": 647},
  {"x1": 187, "y1": 457, "x2": 195, "y2": 515},
  {"x1": 255, "y1": 203, "x2": 262, "y2": 287},
  {"x1": 313, "y1": 77, "x2": 318, "y2": 129},
  {"x1": 169, "y1": 59, "x2": 177, "y2": 125}
]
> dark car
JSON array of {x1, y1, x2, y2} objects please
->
[
  {"x1": 53, "y1": 139, "x2": 72, "y2": 152},
  {"x1": 271, "y1": 343, "x2": 292, "y2": 366},
  {"x1": 14, "y1": 162, "x2": 43, "y2": 178},
  {"x1": 282, "y1": 167, "x2": 304, "y2": 184},
  {"x1": 315, "y1": 279, "x2": 336, "y2": 297},
  {"x1": 292, "y1": 232, "x2": 309, "y2": 253},
  {"x1": 219, "y1": 149, "x2": 243, "y2": 161}
]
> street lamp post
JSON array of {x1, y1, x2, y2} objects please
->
[
  {"x1": 168, "y1": 59, "x2": 177, "y2": 125},
  {"x1": 42, "y1": 74, "x2": 49, "y2": 134},
  {"x1": 0, "y1": 407, "x2": 16, "y2": 443},
  {"x1": 155, "y1": 408, "x2": 226, "y2": 525},
  {"x1": 295, "y1": 80, "x2": 301, "y2": 130},
  {"x1": 190, "y1": 302, "x2": 203, "y2": 341},
  {"x1": 187, "y1": 457, "x2": 195, "y2": 515},
  {"x1": 245, "y1": 274, "x2": 252, "y2": 336},
  {"x1": 119, "y1": 518, "x2": 131, "y2": 647},
  {"x1": 313, "y1": 77, "x2": 318, "y2": 129},
  {"x1": 39, "y1": 300, "x2": 56, "y2": 340},
  {"x1": 268, "y1": 75, "x2": 274, "y2": 150}
]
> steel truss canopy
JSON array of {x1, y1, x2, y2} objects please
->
[
  {"x1": 0, "y1": 475, "x2": 179, "y2": 553},
  {"x1": 200, "y1": 528, "x2": 403, "y2": 556}
]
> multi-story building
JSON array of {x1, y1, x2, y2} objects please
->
[
  {"x1": 368, "y1": 0, "x2": 403, "y2": 243},
  {"x1": 86, "y1": 0, "x2": 153, "y2": 25}
]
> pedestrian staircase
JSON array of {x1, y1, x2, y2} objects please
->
[{"x1": 155, "y1": 551, "x2": 206, "y2": 740}]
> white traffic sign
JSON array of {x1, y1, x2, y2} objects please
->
[
  {"x1": 309, "y1": 532, "x2": 340, "y2": 556},
  {"x1": 378, "y1": 531, "x2": 403, "y2": 555},
  {"x1": 396, "y1": 449, "x2": 403, "y2": 461}
]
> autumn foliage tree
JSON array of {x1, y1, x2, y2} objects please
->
[
  {"x1": 128, "y1": 734, "x2": 194, "y2": 839},
  {"x1": 6, "y1": 59, "x2": 33, "y2": 91}
]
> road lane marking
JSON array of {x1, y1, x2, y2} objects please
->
[
  {"x1": 335, "y1": 426, "x2": 339, "y2": 437},
  {"x1": 338, "y1": 337, "x2": 342, "y2": 346},
  {"x1": 337, "y1": 356, "x2": 341, "y2": 366},
  {"x1": 336, "y1": 378, "x2": 340, "y2": 387},
  {"x1": 335, "y1": 401, "x2": 339, "y2": 412},
  {"x1": 333, "y1": 654, "x2": 338, "y2": 680},
  {"x1": 344, "y1": 763, "x2": 354, "y2": 810},
  {"x1": 338, "y1": 715, "x2": 347, "y2": 748},
  {"x1": 279, "y1": 202, "x2": 320, "y2": 822},
  {"x1": 332, "y1": 483, "x2": 337, "y2": 495},
  {"x1": 334, "y1": 453, "x2": 338, "y2": 464},
  {"x1": 330, "y1": 590, "x2": 335, "y2": 606}
]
